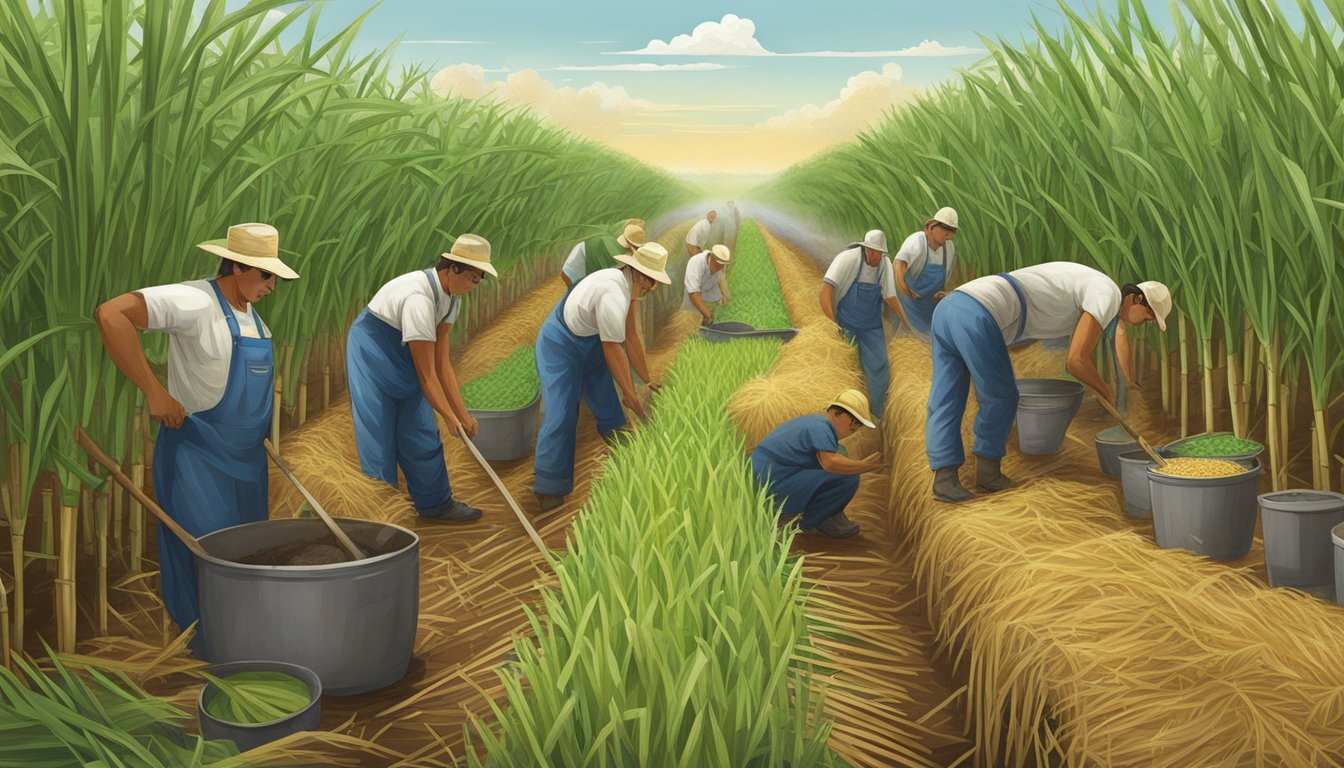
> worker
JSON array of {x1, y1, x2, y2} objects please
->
[
  {"x1": 685, "y1": 209, "x2": 716, "y2": 258},
  {"x1": 346, "y1": 234, "x2": 496, "y2": 522},
  {"x1": 893, "y1": 207, "x2": 958, "y2": 336},
  {"x1": 685, "y1": 244, "x2": 732, "y2": 326},
  {"x1": 750, "y1": 389, "x2": 883, "y2": 539},
  {"x1": 94, "y1": 222, "x2": 298, "y2": 634},
  {"x1": 819, "y1": 230, "x2": 903, "y2": 422},
  {"x1": 533, "y1": 242, "x2": 669, "y2": 513},
  {"x1": 561, "y1": 219, "x2": 646, "y2": 290},
  {"x1": 926, "y1": 263, "x2": 1172, "y2": 502}
]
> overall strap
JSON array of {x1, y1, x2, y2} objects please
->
[
  {"x1": 423, "y1": 269, "x2": 455, "y2": 325},
  {"x1": 208, "y1": 280, "x2": 242, "y2": 341},
  {"x1": 996, "y1": 273, "x2": 1029, "y2": 344}
]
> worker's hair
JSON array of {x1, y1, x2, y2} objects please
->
[
  {"x1": 1120, "y1": 283, "x2": 1148, "y2": 306},
  {"x1": 436, "y1": 257, "x2": 478, "y2": 274},
  {"x1": 827, "y1": 405, "x2": 853, "y2": 419},
  {"x1": 216, "y1": 259, "x2": 253, "y2": 276}
]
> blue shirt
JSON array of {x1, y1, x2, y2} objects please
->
[{"x1": 752, "y1": 414, "x2": 840, "y2": 470}]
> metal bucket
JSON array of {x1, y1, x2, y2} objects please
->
[
  {"x1": 1332, "y1": 522, "x2": 1344, "y2": 607},
  {"x1": 1015, "y1": 379, "x2": 1084, "y2": 455},
  {"x1": 468, "y1": 394, "x2": 541, "y2": 462},
  {"x1": 1259, "y1": 490, "x2": 1344, "y2": 599},
  {"x1": 700, "y1": 321, "x2": 798, "y2": 344},
  {"x1": 1095, "y1": 426, "x2": 1138, "y2": 476},
  {"x1": 1117, "y1": 449, "x2": 1158, "y2": 518},
  {"x1": 1147, "y1": 459, "x2": 1260, "y2": 560},
  {"x1": 196, "y1": 519, "x2": 419, "y2": 696},
  {"x1": 197, "y1": 659, "x2": 322, "y2": 752}
]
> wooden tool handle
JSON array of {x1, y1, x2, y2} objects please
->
[
  {"x1": 461, "y1": 435, "x2": 548, "y2": 557},
  {"x1": 75, "y1": 427, "x2": 209, "y2": 559},
  {"x1": 1094, "y1": 397, "x2": 1167, "y2": 466},
  {"x1": 264, "y1": 440, "x2": 365, "y2": 561}
]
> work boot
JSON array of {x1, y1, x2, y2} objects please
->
[
  {"x1": 420, "y1": 498, "x2": 483, "y2": 522},
  {"x1": 932, "y1": 467, "x2": 975, "y2": 503},
  {"x1": 534, "y1": 492, "x2": 566, "y2": 515},
  {"x1": 975, "y1": 455, "x2": 1016, "y2": 493},
  {"x1": 812, "y1": 511, "x2": 861, "y2": 539}
]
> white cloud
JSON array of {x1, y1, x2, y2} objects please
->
[
  {"x1": 761, "y1": 63, "x2": 920, "y2": 140},
  {"x1": 429, "y1": 65, "x2": 654, "y2": 137},
  {"x1": 617, "y1": 14, "x2": 983, "y2": 58},
  {"x1": 551, "y1": 62, "x2": 728, "y2": 72}
]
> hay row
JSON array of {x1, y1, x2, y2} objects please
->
[{"x1": 875, "y1": 309, "x2": 1344, "y2": 764}]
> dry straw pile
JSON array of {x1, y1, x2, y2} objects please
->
[{"x1": 882, "y1": 335, "x2": 1344, "y2": 767}]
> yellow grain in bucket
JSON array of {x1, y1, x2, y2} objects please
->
[{"x1": 1153, "y1": 457, "x2": 1246, "y2": 478}]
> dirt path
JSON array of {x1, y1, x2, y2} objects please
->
[{"x1": 743, "y1": 225, "x2": 974, "y2": 767}]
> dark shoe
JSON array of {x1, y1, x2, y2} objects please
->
[
  {"x1": 419, "y1": 498, "x2": 483, "y2": 522},
  {"x1": 601, "y1": 427, "x2": 635, "y2": 448},
  {"x1": 975, "y1": 455, "x2": 1016, "y2": 493},
  {"x1": 933, "y1": 467, "x2": 975, "y2": 503},
  {"x1": 535, "y1": 493, "x2": 566, "y2": 514},
  {"x1": 810, "y1": 511, "x2": 861, "y2": 538}
]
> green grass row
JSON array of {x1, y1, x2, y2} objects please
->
[
  {"x1": 468, "y1": 337, "x2": 842, "y2": 766},
  {"x1": 461, "y1": 348, "x2": 541, "y2": 411},
  {"x1": 716, "y1": 220, "x2": 792, "y2": 330}
]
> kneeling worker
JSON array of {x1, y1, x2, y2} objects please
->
[
  {"x1": 346, "y1": 234, "x2": 496, "y2": 522},
  {"x1": 750, "y1": 390, "x2": 884, "y2": 539},
  {"x1": 685, "y1": 244, "x2": 732, "y2": 325},
  {"x1": 926, "y1": 262, "x2": 1172, "y2": 502},
  {"x1": 533, "y1": 242, "x2": 670, "y2": 513}
]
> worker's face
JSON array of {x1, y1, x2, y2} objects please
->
[
  {"x1": 926, "y1": 223, "x2": 956, "y2": 250},
  {"x1": 707, "y1": 210, "x2": 717, "y2": 223},
  {"x1": 446, "y1": 265, "x2": 485, "y2": 295},
  {"x1": 710, "y1": 256, "x2": 727, "y2": 272},
  {"x1": 833, "y1": 410, "x2": 860, "y2": 439},
  {"x1": 862, "y1": 246, "x2": 883, "y2": 265},
  {"x1": 634, "y1": 272, "x2": 658, "y2": 299},
  {"x1": 1121, "y1": 294, "x2": 1156, "y2": 326},
  {"x1": 238, "y1": 266, "x2": 277, "y2": 303}
]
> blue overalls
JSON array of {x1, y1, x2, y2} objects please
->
[
  {"x1": 153, "y1": 281, "x2": 271, "y2": 632},
  {"x1": 346, "y1": 271, "x2": 454, "y2": 513},
  {"x1": 532, "y1": 288, "x2": 626, "y2": 496},
  {"x1": 750, "y1": 414, "x2": 859, "y2": 530},
  {"x1": 896, "y1": 236, "x2": 947, "y2": 336},
  {"x1": 836, "y1": 260, "x2": 890, "y2": 420}
]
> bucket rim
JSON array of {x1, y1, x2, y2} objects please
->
[
  {"x1": 1146, "y1": 458, "x2": 1261, "y2": 485},
  {"x1": 465, "y1": 392, "x2": 541, "y2": 416},
  {"x1": 195, "y1": 518, "x2": 419, "y2": 572},
  {"x1": 196, "y1": 659, "x2": 322, "y2": 730},
  {"x1": 1258, "y1": 490, "x2": 1344, "y2": 514}
]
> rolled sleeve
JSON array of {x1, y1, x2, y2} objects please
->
[
  {"x1": 684, "y1": 255, "x2": 706, "y2": 294},
  {"x1": 399, "y1": 294, "x2": 439, "y2": 343},
  {"x1": 893, "y1": 233, "x2": 922, "y2": 265},
  {"x1": 561, "y1": 242, "x2": 586, "y2": 283},
  {"x1": 1082, "y1": 285, "x2": 1121, "y2": 329},
  {"x1": 806, "y1": 420, "x2": 840, "y2": 454},
  {"x1": 139, "y1": 283, "x2": 210, "y2": 335},
  {"x1": 595, "y1": 294, "x2": 628, "y2": 343}
]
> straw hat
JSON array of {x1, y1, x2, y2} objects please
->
[
  {"x1": 1137, "y1": 280, "x2": 1173, "y2": 331},
  {"x1": 861, "y1": 229, "x2": 888, "y2": 253},
  {"x1": 441, "y1": 234, "x2": 498, "y2": 278},
  {"x1": 828, "y1": 389, "x2": 876, "y2": 428},
  {"x1": 709, "y1": 244, "x2": 732, "y2": 264},
  {"x1": 617, "y1": 221, "x2": 648, "y2": 249},
  {"x1": 197, "y1": 223, "x2": 299, "y2": 280},
  {"x1": 928, "y1": 207, "x2": 959, "y2": 230},
  {"x1": 615, "y1": 241, "x2": 671, "y2": 285}
]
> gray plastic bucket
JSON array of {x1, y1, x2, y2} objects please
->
[
  {"x1": 1015, "y1": 379, "x2": 1084, "y2": 455},
  {"x1": 468, "y1": 394, "x2": 541, "y2": 462},
  {"x1": 1333, "y1": 523, "x2": 1344, "y2": 607},
  {"x1": 196, "y1": 519, "x2": 419, "y2": 696},
  {"x1": 1147, "y1": 459, "x2": 1260, "y2": 560},
  {"x1": 1259, "y1": 490, "x2": 1344, "y2": 599},
  {"x1": 1117, "y1": 449, "x2": 1158, "y2": 518},
  {"x1": 1163, "y1": 431, "x2": 1264, "y2": 463},
  {"x1": 1095, "y1": 426, "x2": 1138, "y2": 476},
  {"x1": 198, "y1": 659, "x2": 322, "y2": 752}
]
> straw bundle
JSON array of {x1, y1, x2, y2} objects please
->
[{"x1": 880, "y1": 335, "x2": 1344, "y2": 767}]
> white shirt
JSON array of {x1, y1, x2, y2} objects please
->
[
  {"x1": 822, "y1": 246, "x2": 897, "y2": 307},
  {"x1": 139, "y1": 280, "x2": 270, "y2": 414},
  {"x1": 685, "y1": 218, "x2": 712, "y2": 248},
  {"x1": 893, "y1": 231, "x2": 956, "y2": 281},
  {"x1": 561, "y1": 241, "x2": 587, "y2": 283},
  {"x1": 366, "y1": 268, "x2": 462, "y2": 344},
  {"x1": 563, "y1": 267, "x2": 632, "y2": 342},
  {"x1": 683, "y1": 253, "x2": 724, "y2": 302},
  {"x1": 956, "y1": 262, "x2": 1121, "y2": 345}
]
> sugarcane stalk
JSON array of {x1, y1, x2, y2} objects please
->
[
  {"x1": 1200, "y1": 333, "x2": 1215, "y2": 434},
  {"x1": 1265, "y1": 330, "x2": 1284, "y2": 491},
  {"x1": 271, "y1": 378, "x2": 283, "y2": 453},
  {"x1": 1312, "y1": 381, "x2": 1329, "y2": 490},
  {"x1": 1241, "y1": 318, "x2": 1254, "y2": 434},
  {"x1": 322, "y1": 337, "x2": 332, "y2": 411},
  {"x1": 41, "y1": 488, "x2": 54, "y2": 574},
  {"x1": 1159, "y1": 330, "x2": 1172, "y2": 416},
  {"x1": 56, "y1": 501, "x2": 77, "y2": 652},
  {"x1": 0, "y1": 573, "x2": 9, "y2": 670},
  {"x1": 111, "y1": 479, "x2": 124, "y2": 554},
  {"x1": 95, "y1": 489, "x2": 109, "y2": 635},
  {"x1": 297, "y1": 353, "x2": 309, "y2": 427},
  {"x1": 1227, "y1": 345, "x2": 1244, "y2": 438},
  {"x1": 129, "y1": 463, "x2": 145, "y2": 572},
  {"x1": 1179, "y1": 314, "x2": 1190, "y2": 438}
]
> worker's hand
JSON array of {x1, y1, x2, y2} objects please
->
[
  {"x1": 646, "y1": 381, "x2": 663, "y2": 394},
  {"x1": 462, "y1": 414, "x2": 480, "y2": 439},
  {"x1": 933, "y1": 290, "x2": 948, "y2": 300},
  {"x1": 861, "y1": 452, "x2": 885, "y2": 472},
  {"x1": 701, "y1": 312, "x2": 713, "y2": 326},
  {"x1": 444, "y1": 413, "x2": 464, "y2": 439},
  {"x1": 897, "y1": 280, "x2": 919, "y2": 299},
  {"x1": 622, "y1": 393, "x2": 649, "y2": 422},
  {"x1": 149, "y1": 391, "x2": 187, "y2": 429}
]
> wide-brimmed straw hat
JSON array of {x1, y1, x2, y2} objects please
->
[
  {"x1": 861, "y1": 229, "x2": 888, "y2": 253},
  {"x1": 828, "y1": 389, "x2": 876, "y2": 428},
  {"x1": 615, "y1": 241, "x2": 671, "y2": 285},
  {"x1": 927, "y1": 207, "x2": 959, "y2": 230},
  {"x1": 441, "y1": 234, "x2": 498, "y2": 278},
  {"x1": 197, "y1": 223, "x2": 299, "y2": 280},
  {"x1": 709, "y1": 244, "x2": 732, "y2": 264},
  {"x1": 617, "y1": 221, "x2": 648, "y2": 249},
  {"x1": 1137, "y1": 280, "x2": 1173, "y2": 331}
]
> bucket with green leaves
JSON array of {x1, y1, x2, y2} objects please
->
[
  {"x1": 463, "y1": 347, "x2": 542, "y2": 461},
  {"x1": 197, "y1": 660, "x2": 322, "y2": 752}
]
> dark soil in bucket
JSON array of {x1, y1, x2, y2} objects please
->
[{"x1": 235, "y1": 532, "x2": 399, "y2": 566}]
